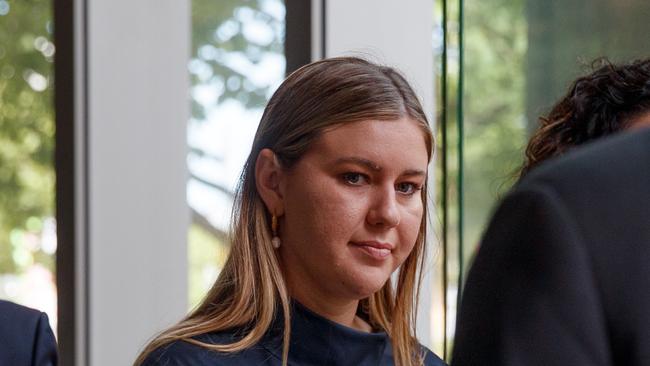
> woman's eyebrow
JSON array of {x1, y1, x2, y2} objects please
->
[
  {"x1": 333, "y1": 157, "x2": 426, "y2": 177},
  {"x1": 333, "y1": 157, "x2": 382, "y2": 171},
  {"x1": 401, "y1": 169, "x2": 427, "y2": 177}
]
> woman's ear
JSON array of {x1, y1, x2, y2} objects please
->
[{"x1": 255, "y1": 148, "x2": 285, "y2": 216}]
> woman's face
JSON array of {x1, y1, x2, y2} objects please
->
[{"x1": 277, "y1": 117, "x2": 429, "y2": 302}]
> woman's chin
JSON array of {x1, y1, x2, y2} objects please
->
[{"x1": 344, "y1": 274, "x2": 391, "y2": 299}]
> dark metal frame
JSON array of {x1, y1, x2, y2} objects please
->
[
  {"x1": 285, "y1": 0, "x2": 311, "y2": 74},
  {"x1": 284, "y1": 0, "x2": 327, "y2": 74},
  {"x1": 54, "y1": 0, "x2": 88, "y2": 364},
  {"x1": 439, "y1": 0, "x2": 464, "y2": 359}
]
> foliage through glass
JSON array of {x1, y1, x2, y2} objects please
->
[{"x1": 0, "y1": 0, "x2": 56, "y2": 330}]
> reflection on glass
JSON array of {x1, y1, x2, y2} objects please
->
[
  {"x1": 450, "y1": 0, "x2": 650, "y2": 354},
  {"x1": 188, "y1": 0, "x2": 285, "y2": 308},
  {"x1": 462, "y1": 0, "x2": 650, "y2": 273},
  {"x1": 436, "y1": 0, "x2": 463, "y2": 359},
  {"x1": 0, "y1": 0, "x2": 56, "y2": 331},
  {"x1": 462, "y1": 0, "x2": 527, "y2": 262}
]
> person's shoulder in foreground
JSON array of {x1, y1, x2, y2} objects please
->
[
  {"x1": 0, "y1": 299, "x2": 58, "y2": 366},
  {"x1": 452, "y1": 129, "x2": 650, "y2": 366}
]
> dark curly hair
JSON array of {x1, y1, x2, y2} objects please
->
[{"x1": 520, "y1": 58, "x2": 650, "y2": 177}]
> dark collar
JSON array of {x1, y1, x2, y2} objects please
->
[{"x1": 261, "y1": 301, "x2": 393, "y2": 365}]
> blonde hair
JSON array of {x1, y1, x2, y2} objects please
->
[{"x1": 135, "y1": 57, "x2": 434, "y2": 366}]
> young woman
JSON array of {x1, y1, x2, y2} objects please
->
[{"x1": 135, "y1": 57, "x2": 446, "y2": 366}]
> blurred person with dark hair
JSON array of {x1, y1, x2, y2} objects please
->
[
  {"x1": 452, "y1": 58, "x2": 650, "y2": 364},
  {"x1": 521, "y1": 57, "x2": 650, "y2": 177},
  {"x1": 0, "y1": 299, "x2": 58, "y2": 366}
]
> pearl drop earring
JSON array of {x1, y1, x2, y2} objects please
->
[{"x1": 271, "y1": 214, "x2": 281, "y2": 249}]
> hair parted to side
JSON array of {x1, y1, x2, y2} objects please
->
[
  {"x1": 521, "y1": 57, "x2": 650, "y2": 177},
  {"x1": 134, "y1": 57, "x2": 434, "y2": 366}
]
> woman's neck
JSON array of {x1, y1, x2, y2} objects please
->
[{"x1": 288, "y1": 286, "x2": 372, "y2": 332}]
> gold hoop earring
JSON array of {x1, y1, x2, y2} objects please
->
[{"x1": 271, "y1": 214, "x2": 281, "y2": 249}]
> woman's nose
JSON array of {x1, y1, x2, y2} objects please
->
[{"x1": 366, "y1": 187, "x2": 401, "y2": 228}]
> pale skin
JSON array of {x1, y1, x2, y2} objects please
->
[
  {"x1": 627, "y1": 111, "x2": 650, "y2": 130},
  {"x1": 255, "y1": 117, "x2": 429, "y2": 332}
]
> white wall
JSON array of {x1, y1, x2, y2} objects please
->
[
  {"x1": 86, "y1": 1, "x2": 190, "y2": 364},
  {"x1": 323, "y1": 0, "x2": 435, "y2": 125}
]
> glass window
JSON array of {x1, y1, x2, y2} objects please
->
[
  {"x1": 462, "y1": 0, "x2": 650, "y2": 283},
  {"x1": 0, "y1": 0, "x2": 56, "y2": 330},
  {"x1": 439, "y1": 0, "x2": 650, "y2": 356},
  {"x1": 188, "y1": 0, "x2": 286, "y2": 308}
]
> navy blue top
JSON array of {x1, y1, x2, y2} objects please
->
[
  {"x1": 142, "y1": 301, "x2": 446, "y2": 365},
  {"x1": 0, "y1": 300, "x2": 58, "y2": 366}
]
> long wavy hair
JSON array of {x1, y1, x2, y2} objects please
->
[
  {"x1": 521, "y1": 57, "x2": 650, "y2": 177},
  {"x1": 135, "y1": 57, "x2": 434, "y2": 366}
]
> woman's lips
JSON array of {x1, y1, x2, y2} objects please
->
[{"x1": 350, "y1": 241, "x2": 393, "y2": 260}]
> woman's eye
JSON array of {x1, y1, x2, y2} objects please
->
[
  {"x1": 396, "y1": 182, "x2": 420, "y2": 195},
  {"x1": 342, "y1": 172, "x2": 368, "y2": 185}
]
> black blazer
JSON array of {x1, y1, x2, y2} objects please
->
[
  {"x1": 0, "y1": 300, "x2": 58, "y2": 366},
  {"x1": 452, "y1": 129, "x2": 650, "y2": 366}
]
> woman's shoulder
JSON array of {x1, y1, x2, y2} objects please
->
[
  {"x1": 140, "y1": 338, "x2": 210, "y2": 366},
  {"x1": 139, "y1": 331, "x2": 277, "y2": 366},
  {"x1": 421, "y1": 345, "x2": 447, "y2": 366}
]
